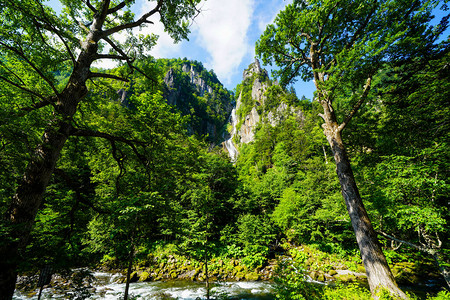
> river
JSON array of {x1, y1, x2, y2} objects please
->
[{"x1": 13, "y1": 271, "x2": 276, "y2": 300}]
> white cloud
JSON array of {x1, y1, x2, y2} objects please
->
[
  {"x1": 257, "y1": 0, "x2": 292, "y2": 32},
  {"x1": 95, "y1": 0, "x2": 256, "y2": 85},
  {"x1": 191, "y1": 0, "x2": 255, "y2": 84}
]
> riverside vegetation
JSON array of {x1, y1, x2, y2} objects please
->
[{"x1": 0, "y1": 0, "x2": 449, "y2": 299}]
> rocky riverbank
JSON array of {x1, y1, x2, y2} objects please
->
[
  {"x1": 102, "y1": 244, "x2": 444, "y2": 289},
  {"x1": 15, "y1": 244, "x2": 446, "y2": 298}
]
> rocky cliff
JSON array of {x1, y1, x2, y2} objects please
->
[
  {"x1": 161, "y1": 59, "x2": 234, "y2": 142},
  {"x1": 223, "y1": 59, "x2": 304, "y2": 160}
]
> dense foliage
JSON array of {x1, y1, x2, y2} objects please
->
[{"x1": 0, "y1": 0, "x2": 449, "y2": 299}]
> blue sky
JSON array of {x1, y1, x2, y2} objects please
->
[
  {"x1": 126, "y1": 0, "x2": 307, "y2": 96},
  {"x1": 46, "y1": 0, "x2": 448, "y2": 100},
  {"x1": 47, "y1": 0, "x2": 315, "y2": 97}
]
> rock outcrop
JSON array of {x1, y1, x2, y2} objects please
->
[
  {"x1": 223, "y1": 59, "x2": 268, "y2": 158},
  {"x1": 236, "y1": 93, "x2": 260, "y2": 144},
  {"x1": 162, "y1": 60, "x2": 233, "y2": 142},
  {"x1": 182, "y1": 63, "x2": 214, "y2": 96},
  {"x1": 222, "y1": 58, "x2": 306, "y2": 161}
]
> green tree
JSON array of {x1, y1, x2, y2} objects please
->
[
  {"x1": 256, "y1": 0, "x2": 447, "y2": 297},
  {"x1": 0, "y1": 0, "x2": 201, "y2": 298},
  {"x1": 176, "y1": 149, "x2": 238, "y2": 300},
  {"x1": 356, "y1": 50, "x2": 450, "y2": 288}
]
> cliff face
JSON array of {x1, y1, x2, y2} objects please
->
[
  {"x1": 156, "y1": 58, "x2": 304, "y2": 161},
  {"x1": 161, "y1": 60, "x2": 233, "y2": 142},
  {"x1": 235, "y1": 92, "x2": 260, "y2": 144},
  {"x1": 223, "y1": 59, "x2": 304, "y2": 160}
]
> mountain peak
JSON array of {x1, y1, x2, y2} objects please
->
[{"x1": 243, "y1": 58, "x2": 268, "y2": 81}]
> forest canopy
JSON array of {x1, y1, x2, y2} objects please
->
[{"x1": 0, "y1": 0, "x2": 449, "y2": 299}]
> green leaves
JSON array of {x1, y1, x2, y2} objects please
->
[{"x1": 256, "y1": 0, "x2": 444, "y2": 102}]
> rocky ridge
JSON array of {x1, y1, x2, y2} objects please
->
[
  {"x1": 223, "y1": 59, "x2": 304, "y2": 160},
  {"x1": 162, "y1": 60, "x2": 233, "y2": 142}
]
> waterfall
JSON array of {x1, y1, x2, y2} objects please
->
[{"x1": 224, "y1": 107, "x2": 238, "y2": 162}]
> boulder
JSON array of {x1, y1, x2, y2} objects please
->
[
  {"x1": 139, "y1": 271, "x2": 151, "y2": 282},
  {"x1": 245, "y1": 272, "x2": 260, "y2": 281}
]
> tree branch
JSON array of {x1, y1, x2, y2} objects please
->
[
  {"x1": 102, "y1": 36, "x2": 157, "y2": 83},
  {"x1": 98, "y1": 0, "x2": 112, "y2": 21},
  {"x1": 101, "y1": 1, "x2": 161, "y2": 37},
  {"x1": 0, "y1": 75, "x2": 47, "y2": 102},
  {"x1": 94, "y1": 53, "x2": 128, "y2": 61},
  {"x1": 70, "y1": 128, "x2": 146, "y2": 144},
  {"x1": 345, "y1": 0, "x2": 378, "y2": 50},
  {"x1": 88, "y1": 72, "x2": 129, "y2": 82},
  {"x1": 377, "y1": 231, "x2": 435, "y2": 254},
  {"x1": 70, "y1": 128, "x2": 151, "y2": 175},
  {"x1": 19, "y1": 98, "x2": 55, "y2": 115},
  {"x1": 0, "y1": 60, "x2": 27, "y2": 86},
  {"x1": 54, "y1": 168, "x2": 109, "y2": 214},
  {"x1": 107, "y1": 1, "x2": 128, "y2": 15},
  {"x1": 35, "y1": 0, "x2": 77, "y2": 64},
  {"x1": 288, "y1": 38, "x2": 310, "y2": 65},
  {"x1": 85, "y1": 0, "x2": 98, "y2": 13},
  {"x1": 377, "y1": 230, "x2": 450, "y2": 289},
  {"x1": 110, "y1": 139, "x2": 125, "y2": 195},
  {"x1": 338, "y1": 76, "x2": 372, "y2": 132},
  {"x1": 0, "y1": 41, "x2": 60, "y2": 96}
]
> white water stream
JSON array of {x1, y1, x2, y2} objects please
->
[
  {"x1": 223, "y1": 108, "x2": 238, "y2": 162},
  {"x1": 13, "y1": 272, "x2": 275, "y2": 300}
]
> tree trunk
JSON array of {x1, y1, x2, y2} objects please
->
[
  {"x1": 205, "y1": 243, "x2": 210, "y2": 300},
  {"x1": 124, "y1": 214, "x2": 138, "y2": 300},
  {"x1": 0, "y1": 118, "x2": 76, "y2": 299},
  {"x1": 0, "y1": 44, "x2": 94, "y2": 300},
  {"x1": 124, "y1": 243, "x2": 135, "y2": 300},
  {"x1": 321, "y1": 101, "x2": 407, "y2": 299},
  {"x1": 320, "y1": 103, "x2": 406, "y2": 298}
]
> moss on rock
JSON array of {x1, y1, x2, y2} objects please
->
[
  {"x1": 245, "y1": 272, "x2": 260, "y2": 281},
  {"x1": 334, "y1": 274, "x2": 356, "y2": 282},
  {"x1": 139, "y1": 271, "x2": 151, "y2": 282},
  {"x1": 392, "y1": 262, "x2": 420, "y2": 285}
]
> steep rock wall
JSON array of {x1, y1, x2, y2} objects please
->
[
  {"x1": 162, "y1": 61, "x2": 233, "y2": 142},
  {"x1": 223, "y1": 59, "x2": 305, "y2": 160}
]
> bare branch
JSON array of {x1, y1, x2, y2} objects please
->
[
  {"x1": 377, "y1": 231, "x2": 436, "y2": 255},
  {"x1": 85, "y1": 0, "x2": 98, "y2": 13},
  {"x1": 102, "y1": 1, "x2": 162, "y2": 37},
  {"x1": 95, "y1": 53, "x2": 128, "y2": 60},
  {"x1": 338, "y1": 76, "x2": 372, "y2": 132},
  {"x1": 107, "y1": 1, "x2": 127, "y2": 15},
  {"x1": 98, "y1": 0, "x2": 112, "y2": 20},
  {"x1": 70, "y1": 128, "x2": 148, "y2": 146},
  {"x1": 103, "y1": 36, "x2": 132, "y2": 62},
  {"x1": 102, "y1": 36, "x2": 157, "y2": 83},
  {"x1": 19, "y1": 99, "x2": 55, "y2": 115},
  {"x1": 88, "y1": 72, "x2": 129, "y2": 82},
  {"x1": 70, "y1": 128, "x2": 150, "y2": 169},
  {"x1": 34, "y1": 20, "x2": 77, "y2": 64},
  {"x1": 283, "y1": 59, "x2": 305, "y2": 85},
  {"x1": 300, "y1": 32, "x2": 313, "y2": 44},
  {"x1": 288, "y1": 37, "x2": 310, "y2": 65}
]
